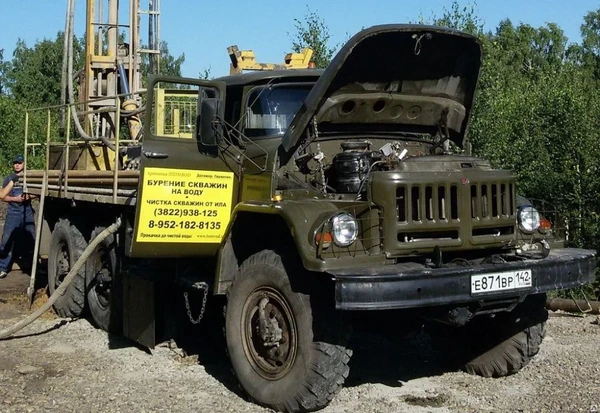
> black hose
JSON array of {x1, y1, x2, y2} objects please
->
[{"x1": 117, "y1": 61, "x2": 131, "y2": 97}]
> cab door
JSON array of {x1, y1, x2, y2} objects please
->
[{"x1": 130, "y1": 75, "x2": 237, "y2": 258}]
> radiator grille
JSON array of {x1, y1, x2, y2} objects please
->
[
  {"x1": 470, "y1": 182, "x2": 514, "y2": 219},
  {"x1": 396, "y1": 184, "x2": 459, "y2": 223},
  {"x1": 394, "y1": 180, "x2": 515, "y2": 245}
]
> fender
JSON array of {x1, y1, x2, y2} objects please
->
[{"x1": 213, "y1": 199, "x2": 340, "y2": 295}]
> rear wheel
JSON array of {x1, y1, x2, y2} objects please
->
[
  {"x1": 47, "y1": 218, "x2": 87, "y2": 318},
  {"x1": 225, "y1": 249, "x2": 352, "y2": 412},
  {"x1": 428, "y1": 294, "x2": 548, "y2": 377},
  {"x1": 86, "y1": 226, "x2": 122, "y2": 334}
]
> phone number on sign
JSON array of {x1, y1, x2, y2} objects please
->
[
  {"x1": 154, "y1": 208, "x2": 218, "y2": 218},
  {"x1": 147, "y1": 220, "x2": 222, "y2": 230}
]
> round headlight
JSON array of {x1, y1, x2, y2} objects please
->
[
  {"x1": 518, "y1": 205, "x2": 540, "y2": 233},
  {"x1": 331, "y1": 213, "x2": 358, "y2": 247}
]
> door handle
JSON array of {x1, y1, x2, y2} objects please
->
[{"x1": 143, "y1": 151, "x2": 169, "y2": 159}]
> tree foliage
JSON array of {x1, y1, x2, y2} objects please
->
[
  {"x1": 423, "y1": 1, "x2": 484, "y2": 35},
  {"x1": 0, "y1": 49, "x2": 7, "y2": 96},
  {"x1": 4, "y1": 33, "x2": 85, "y2": 107},
  {"x1": 199, "y1": 66, "x2": 212, "y2": 80},
  {"x1": 0, "y1": 96, "x2": 26, "y2": 172},
  {"x1": 289, "y1": 7, "x2": 337, "y2": 68},
  {"x1": 140, "y1": 40, "x2": 185, "y2": 87}
]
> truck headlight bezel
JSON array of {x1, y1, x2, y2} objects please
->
[
  {"x1": 330, "y1": 212, "x2": 358, "y2": 247},
  {"x1": 518, "y1": 204, "x2": 541, "y2": 234}
]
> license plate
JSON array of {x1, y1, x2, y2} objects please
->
[{"x1": 471, "y1": 269, "x2": 532, "y2": 294}]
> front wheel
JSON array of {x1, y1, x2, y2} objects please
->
[
  {"x1": 225, "y1": 250, "x2": 352, "y2": 412},
  {"x1": 428, "y1": 294, "x2": 548, "y2": 378}
]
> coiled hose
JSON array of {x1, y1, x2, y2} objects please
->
[{"x1": 0, "y1": 218, "x2": 122, "y2": 340}]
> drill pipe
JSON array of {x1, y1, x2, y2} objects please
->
[
  {"x1": 25, "y1": 170, "x2": 140, "y2": 178},
  {"x1": 545, "y1": 297, "x2": 600, "y2": 315},
  {"x1": 24, "y1": 177, "x2": 139, "y2": 186}
]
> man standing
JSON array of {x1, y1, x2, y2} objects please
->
[{"x1": 0, "y1": 154, "x2": 35, "y2": 278}]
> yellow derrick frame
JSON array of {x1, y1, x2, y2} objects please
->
[
  {"x1": 228, "y1": 45, "x2": 314, "y2": 75},
  {"x1": 154, "y1": 88, "x2": 199, "y2": 139}
]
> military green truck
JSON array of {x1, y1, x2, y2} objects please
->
[{"x1": 22, "y1": 25, "x2": 596, "y2": 412}]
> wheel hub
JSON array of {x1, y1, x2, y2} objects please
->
[
  {"x1": 56, "y1": 245, "x2": 70, "y2": 286},
  {"x1": 93, "y1": 268, "x2": 112, "y2": 308},
  {"x1": 242, "y1": 287, "x2": 297, "y2": 380},
  {"x1": 257, "y1": 297, "x2": 284, "y2": 346}
]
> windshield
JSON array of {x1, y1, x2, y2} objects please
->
[{"x1": 245, "y1": 84, "x2": 313, "y2": 138}]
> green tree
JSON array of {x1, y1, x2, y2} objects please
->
[
  {"x1": 428, "y1": 0, "x2": 484, "y2": 35},
  {"x1": 579, "y1": 9, "x2": 600, "y2": 79},
  {"x1": 4, "y1": 32, "x2": 84, "y2": 107},
  {"x1": 0, "y1": 96, "x2": 26, "y2": 175},
  {"x1": 140, "y1": 40, "x2": 185, "y2": 82},
  {"x1": 199, "y1": 66, "x2": 212, "y2": 80},
  {"x1": 288, "y1": 7, "x2": 337, "y2": 68},
  {"x1": 0, "y1": 48, "x2": 7, "y2": 96}
]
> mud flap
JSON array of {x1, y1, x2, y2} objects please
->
[{"x1": 123, "y1": 274, "x2": 156, "y2": 349}]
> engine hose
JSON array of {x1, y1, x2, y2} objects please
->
[{"x1": 0, "y1": 218, "x2": 122, "y2": 340}]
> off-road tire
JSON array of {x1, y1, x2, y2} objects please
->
[
  {"x1": 85, "y1": 226, "x2": 122, "y2": 334},
  {"x1": 225, "y1": 249, "x2": 352, "y2": 412},
  {"x1": 47, "y1": 218, "x2": 87, "y2": 318},
  {"x1": 428, "y1": 294, "x2": 548, "y2": 378}
]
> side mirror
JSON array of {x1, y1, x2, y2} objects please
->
[{"x1": 198, "y1": 98, "x2": 223, "y2": 147}]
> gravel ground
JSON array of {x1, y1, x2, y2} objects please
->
[{"x1": 1, "y1": 281, "x2": 600, "y2": 413}]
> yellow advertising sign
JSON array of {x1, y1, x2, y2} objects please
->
[{"x1": 136, "y1": 167, "x2": 234, "y2": 243}]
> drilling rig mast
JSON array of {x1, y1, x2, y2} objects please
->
[
  {"x1": 57, "y1": 0, "x2": 160, "y2": 172},
  {"x1": 82, "y1": 0, "x2": 160, "y2": 140}
]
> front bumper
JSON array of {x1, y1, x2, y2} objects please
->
[{"x1": 331, "y1": 248, "x2": 597, "y2": 310}]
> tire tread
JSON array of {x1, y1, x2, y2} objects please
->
[
  {"x1": 226, "y1": 249, "x2": 352, "y2": 412},
  {"x1": 86, "y1": 226, "x2": 121, "y2": 333},
  {"x1": 48, "y1": 218, "x2": 87, "y2": 318},
  {"x1": 429, "y1": 295, "x2": 548, "y2": 379}
]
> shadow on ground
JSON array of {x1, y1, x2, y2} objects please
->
[
  {"x1": 345, "y1": 328, "x2": 446, "y2": 388},
  {"x1": 2, "y1": 276, "x2": 449, "y2": 400},
  {"x1": 165, "y1": 294, "x2": 247, "y2": 399},
  {"x1": 147, "y1": 291, "x2": 449, "y2": 396}
]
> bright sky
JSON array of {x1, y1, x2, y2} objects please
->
[{"x1": 0, "y1": 0, "x2": 597, "y2": 79}]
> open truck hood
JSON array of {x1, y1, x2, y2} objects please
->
[{"x1": 279, "y1": 24, "x2": 482, "y2": 164}]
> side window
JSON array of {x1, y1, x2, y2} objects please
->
[{"x1": 151, "y1": 81, "x2": 220, "y2": 140}]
